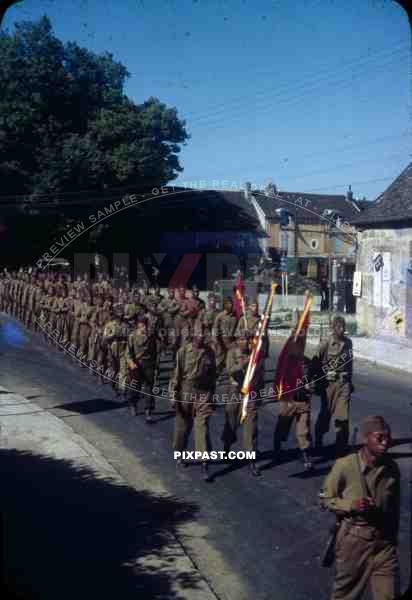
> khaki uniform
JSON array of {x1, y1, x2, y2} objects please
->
[
  {"x1": 314, "y1": 334, "x2": 353, "y2": 452},
  {"x1": 235, "y1": 310, "x2": 270, "y2": 357},
  {"x1": 321, "y1": 452, "x2": 400, "y2": 600},
  {"x1": 78, "y1": 303, "x2": 95, "y2": 359},
  {"x1": 201, "y1": 307, "x2": 220, "y2": 346},
  {"x1": 108, "y1": 320, "x2": 129, "y2": 393},
  {"x1": 88, "y1": 306, "x2": 111, "y2": 367},
  {"x1": 213, "y1": 310, "x2": 238, "y2": 374},
  {"x1": 126, "y1": 330, "x2": 158, "y2": 411},
  {"x1": 274, "y1": 357, "x2": 312, "y2": 451},
  {"x1": 170, "y1": 342, "x2": 216, "y2": 454},
  {"x1": 175, "y1": 298, "x2": 198, "y2": 344},
  {"x1": 221, "y1": 345, "x2": 263, "y2": 452},
  {"x1": 70, "y1": 299, "x2": 83, "y2": 347},
  {"x1": 157, "y1": 296, "x2": 180, "y2": 350}
]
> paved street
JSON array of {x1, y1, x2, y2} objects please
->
[{"x1": 1, "y1": 315, "x2": 411, "y2": 600}]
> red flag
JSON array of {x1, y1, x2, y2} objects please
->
[
  {"x1": 233, "y1": 271, "x2": 245, "y2": 320},
  {"x1": 273, "y1": 294, "x2": 312, "y2": 401}
]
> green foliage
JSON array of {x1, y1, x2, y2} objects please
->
[{"x1": 0, "y1": 16, "x2": 189, "y2": 201}]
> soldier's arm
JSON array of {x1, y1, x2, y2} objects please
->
[
  {"x1": 345, "y1": 338, "x2": 353, "y2": 380},
  {"x1": 321, "y1": 460, "x2": 354, "y2": 515}
]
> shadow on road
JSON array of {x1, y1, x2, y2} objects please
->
[
  {"x1": 50, "y1": 397, "x2": 127, "y2": 415},
  {"x1": 0, "y1": 448, "x2": 201, "y2": 600}
]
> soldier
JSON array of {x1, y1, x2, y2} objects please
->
[
  {"x1": 273, "y1": 353, "x2": 314, "y2": 471},
  {"x1": 70, "y1": 289, "x2": 83, "y2": 349},
  {"x1": 192, "y1": 284, "x2": 206, "y2": 312},
  {"x1": 157, "y1": 287, "x2": 180, "y2": 356},
  {"x1": 320, "y1": 415, "x2": 400, "y2": 600},
  {"x1": 42, "y1": 285, "x2": 57, "y2": 344},
  {"x1": 236, "y1": 297, "x2": 270, "y2": 358},
  {"x1": 221, "y1": 333, "x2": 263, "y2": 477},
  {"x1": 54, "y1": 284, "x2": 67, "y2": 347},
  {"x1": 88, "y1": 295, "x2": 107, "y2": 370},
  {"x1": 169, "y1": 322, "x2": 217, "y2": 481},
  {"x1": 123, "y1": 290, "x2": 137, "y2": 322},
  {"x1": 78, "y1": 293, "x2": 95, "y2": 365},
  {"x1": 20, "y1": 273, "x2": 30, "y2": 323},
  {"x1": 200, "y1": 292, "x2": 219, "y2": 342},
  {"x1": 109, "y1": 313, "x2": 130, "y2": 397},
  {"x1": 126, "y1": 316, "x2": 158, "y2": 422},
  {"x1": 314, "y1": 316, "x2": 354, "y2": 456},
  {"x1": 213, "y1": 297, "x2": 238, "y2": 377}
]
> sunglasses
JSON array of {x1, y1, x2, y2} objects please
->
[{"x1": 370, "y1": 432, "x2": 391, "y2": 443}]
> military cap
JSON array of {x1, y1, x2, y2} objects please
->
[{"x1": 360, "y1": 416, "x2": 390, "y2": 438}]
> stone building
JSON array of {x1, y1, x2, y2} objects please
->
[{"x1": 351, "y1": 162, "x2": 412, "y2": 338}]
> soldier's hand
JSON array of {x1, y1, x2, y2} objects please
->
[
  {"x1": 128, "y1": 359, "x2": 137, "y2": 370},
  {"x1": 351, "y1": 497, "x2": 375, "y2": 513}
]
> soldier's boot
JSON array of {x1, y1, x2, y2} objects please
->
[
  {"x1": 201, "y1": 462, "x2": 212, "y2": 482},
  {"x1": 248, "y1": 460, "x2": 261, "y2": 477},
  {"x1": 301, "y1": 450, "x2": 314, "y2": 471},
  {"x1": 144, "y1": 408, "x2": 153, "y2": 424},
  {"x1": 176, "y1": 455, "x2": 188, "y2": 470}
]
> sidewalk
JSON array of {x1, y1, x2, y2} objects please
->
[
  {"x1": 0, "y1": 387, "x2": 217, "y2": 600},
  {"x1": 269, "y1": 329, "x2": 412, "y2": 374}
]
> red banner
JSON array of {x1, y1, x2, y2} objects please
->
[{"x1": 273, "y1": 295, "x2": 312, "y2": 401}]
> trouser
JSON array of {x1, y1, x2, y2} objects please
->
[
  {"x1": 332, "y1": 524, "x2": 400, "y2": 600},
  {"x1": 215, "y1": 344, "x2": 229, "y2": 376},
  {"x1": 221, "y1": 386, "x2": 258, "y2": 452},
  {"x1": 173, "y1": 386, "x2": 213, "y2": 454},
  {"x1": 315, "y1": 381, "x2": 351, "y2": 451},
  {"x1": 274, "y1": 400, "x2": 311, "y2": 451},
  {"x1": 128, "y1": 366, "x2": 155, "y2": 411}
]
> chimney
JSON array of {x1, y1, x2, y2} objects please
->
[
  {"x1": 346, "y1": 184, "x2": 353, "y2": 202},
  {"x1": 264, "y1": 181, "x2": 277, "y2": 197},
  {"x1": 244, "y1": 181, "x2": 252, "y2": 201}
]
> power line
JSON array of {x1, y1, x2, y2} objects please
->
[
  {"x1": 188, "y1": 51, "x2": 410, "y2": 134},
  {"x1": 182, "y1": 44, "x2": 409, "y2": 125}
]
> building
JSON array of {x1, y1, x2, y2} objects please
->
[
  {"x1": 94, "y1": 186, "x2": 267, "y2": 288},
  {"x1": 351, "y1": 162, "x2": 412, "y2": 338},
  {"x1": 240, "y1": 182, "x2": 361, "y2": 307}
]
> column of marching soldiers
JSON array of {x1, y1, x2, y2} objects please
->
[
  {"x1": 0, "y1": 268, "x2": 352, "y2": 482},
  {"x1": 0, "y1": 269, "x2": 404, "y2": 599}
]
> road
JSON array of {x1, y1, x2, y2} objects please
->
[{"x1": 0, "y1": 314, "x2": 411, "y2": 600}]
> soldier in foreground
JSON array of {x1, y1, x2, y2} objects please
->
[
  {"x1": 314, "y1": 316, "x2": 354, "y2": 456},
  {"x1": 169, "y1": 321, "x2": 216, "y2": 481},
  {"x1": 221, "y1": 333, "x2": 263, "y2": 477},
  {"x1": 320, "y1": 415, "x2": 400, "y2": 600}
]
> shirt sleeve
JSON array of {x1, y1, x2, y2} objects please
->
[{"x1": 322, "y1": 461, "x2": 354, "y2": 514}]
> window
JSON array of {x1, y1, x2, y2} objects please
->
[{"x1": 310, "y1": 239, "x2": 319, "y2": 250}]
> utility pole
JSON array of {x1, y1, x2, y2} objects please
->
[{"x1": 294, "y1": 202, "x2": 298, "y2": 311}]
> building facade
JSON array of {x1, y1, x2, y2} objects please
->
[{"x1": 351, "y1": 163, "x2": 412, "y2": 339}]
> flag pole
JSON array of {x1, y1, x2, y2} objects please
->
[{"x1": 240, "y1": 282, "x2": 277, "y2": 424}]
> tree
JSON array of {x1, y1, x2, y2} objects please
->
[{"x1": 0, "y1": 16, "x2": 189, "y2": 202}]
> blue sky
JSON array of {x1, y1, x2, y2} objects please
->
[{"x1": 3, "y1": 0, "x2": 411, "y2": 201}]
